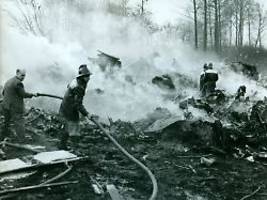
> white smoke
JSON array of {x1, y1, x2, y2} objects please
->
[{"x1": 1, "y1": 0, "x2": 266, "y2": 121}]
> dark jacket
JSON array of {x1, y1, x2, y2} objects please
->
[
  {"x1": 200, "y1": 69, "x2": 218, "y2": 96},
  {"x1": 200, "y1": 72, "x2": 205, "y2": 91},
  {"x1": 2, "y1": 76, "x2": 33, "y2": 114},
  {"x1": 59, "y1": 78, "x2": 88, "y2": 122}
]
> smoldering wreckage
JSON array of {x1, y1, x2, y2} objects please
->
[{"x1": 0, "y1": 53, "x2": 267, "y2": 200}]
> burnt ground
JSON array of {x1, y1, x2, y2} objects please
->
[{"x1": 0, "y1": 108, "x2": 267, "y2": 200}]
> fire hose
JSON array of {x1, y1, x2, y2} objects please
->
[
  {"x1": 37, "y1": 93, "x2": 158, "y2": 200},
  {"x1": 36, "y1": 93, "x2": 64, "y2": 100}
]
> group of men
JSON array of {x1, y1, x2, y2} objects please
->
[
  {"x1": 0, "y1": 65, "x2": 93, "y2": 150},
  {"x1": 0, "y1": 62, "x2": 223, "y2": 149},
  {"x1": 199, "y1": 63, "x2": 248, "y2": 101}
]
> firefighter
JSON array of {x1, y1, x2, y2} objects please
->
[
  {"x1": 59, "y1": 64, "x2": 93, "y2": 149},
  {"x1": 201, "y1": 63, "x2": 218, "y2": 97},
  {"x1": 235, "y1": 85, "x2": 246, "y2": 101},
  {"x1": 200, "y1": 63, "x2": 208, "y2": 94},
  {"x1": 1, "y1": 69, "x2": 37, "y2": 141}
]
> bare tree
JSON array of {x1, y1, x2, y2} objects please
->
[
  {"x1": 140, "y1": 0, "x2": 149, "y2": 16},
  {"x1": 193, "y1": 0, "x2": 198, "y2": 48},
  {"x1": 121, "y1": 0, "x2": 129, "y2": 16},
  {"x1": 238, "y1": 0, "x2": 244, "y2": 46},
  {"x1": 203, "y1": 0, "x2": 208, "y2": 51},
  {"x1": 232, "y1": 0, "x2": 239, "y2": 46},
  {"x1": 214, "y1": 0, "x2": 220, "y2": 52},
  {"x1": 182, "y1": 0, "x2": 265, "y2": 51},
  {"x1": 245, "y1": 0, "x2": 257, "y2": 46},
  {"x1": 255, "y1": 3, "x2": 267, "y2": 48},
  {"x1": 247, "y1": 2, "x2": 252, "y2": 46},
  {"x1": 208, "y1": 1, "x2": 213, "y2": 47},
  {"x1": 5, "y1": 0, "x2": 45, "y2": 36},
  {"x1": 218, "y1": 0, "x2": 222, "y2": 50}
]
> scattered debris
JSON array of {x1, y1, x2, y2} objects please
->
[
  {"x1": 0, "y1": 181, "x2": 78, "y2": 196},
  {"x1": 179, "y1": 97, "x2": 213, "y2": 114},
  {"x1": 245, "y1": 156, "x2": 255, "y2": 163},
  {"x1": 0, "y1": 139, "x2": 44, "y2": 153},
  {"x1": 88, "y1": 50, "x2": 121, "y2": 72},
  {"x1": 0, "y1": 149, "x2": 5, "y2": 159},
  {"x1": 144, "y1": 116, "x2": 183, "y2": 133},
  {"x1": 174, "y1": 164, "x2": 197, "y2": 174},
  {"x1": 92, "y1": 183, "x2": 103, "y2": 195},
  {"x1": 152, "y1": 74, "x2": 175, "y2": 90},
  {"x1": 1, "y1": 87, "x2": 267, "y2": 199},
  {"x1": 0, "y1": 151, "x2": 85, "y2": 176},
  {"x1": 106, "y1": 184, "x2": 124, "y2": 200},
  {"x1": 230, "y1": 61, "x2": 259, "y2": 80},
  {"x1": 0, "y1": 159, "x2": 30, "y2": 174},
  {"x1": 176, "y1": 154, "x2": 213, "y2": 159},
  {"x1": 40, "y1": 164, "x2": 73, "y2": 185},
  {"x1": 200, "y1": 157, "x2": 216, "y2": 167},
  {"x1": 90, "y1": 176, "x2": 104, "y2": 195},
  {"x1": 33, "y1": 150, "x2": 77, "y2": 164}
]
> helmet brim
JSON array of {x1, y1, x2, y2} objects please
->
[{"x1": 76, "y1": 72, "x2": 92, "y2": 78}]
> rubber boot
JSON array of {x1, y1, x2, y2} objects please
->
[{"x1": 59, "y1": 131, "x2": 70, "y2": 150}]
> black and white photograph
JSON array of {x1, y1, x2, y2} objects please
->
[{"x1": 0, "y1": 0, "x2": 267, "y2": 199}]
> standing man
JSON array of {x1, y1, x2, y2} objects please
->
[
  {"x1": 201, "y1": 63, "x2": 218, "y2": 97},
  {"x1": 200, "y1": 63, "x2": 208, "y2": 94},
  {"x1": 1, "y1": 69, "x2": 37, "y2": 141},
  {"x1": 59, "y1": 64, "x2": 92, "y2": 149}
]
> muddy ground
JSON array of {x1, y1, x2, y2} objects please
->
[{"x1": 0, "y1": 107, "x2": 267, "y2": 200}]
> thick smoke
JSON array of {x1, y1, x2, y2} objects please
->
[{"x1": 1, "y1": 0, "x2": 267, "y2": 121}]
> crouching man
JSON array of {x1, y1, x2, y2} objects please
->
[
  {"x1": 59, "y1": 64, "x2": 93, "y2": 149},
  {"x1": 1, "y1": 69, "x2": 37, "y2": 141}
]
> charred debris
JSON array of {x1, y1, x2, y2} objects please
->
[{"x1": 0, "y1": 58, "x2": 267, "y2": 200}]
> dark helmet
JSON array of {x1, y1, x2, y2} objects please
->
[
  {"x1": 203, "y1": 63, "x2": 208, "y2": 70},
  {"x1": 208, "y1": 63, "x2": 213, "y2": 69},
  {"x1": 239, "y1": 85, "x2": 246, "y2": 93},
  {"x1": 77, "y1": 64, "x2": 92, "y2": 78}
]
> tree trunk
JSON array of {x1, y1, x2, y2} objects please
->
[
  {"x1": 203, "y1": 0, "x2": 208, "y2": 51},
  {"x1": 248, "y1": 15, "x2": 251, "y2": 46},
  {"x1": 141, "y1": 0, "x2": 144, "y2": 15},
  {"x1": 214, "y1": 0, "x2": 220, "y2": 52},
  {"x1": 193, "y1": 0, "x2": 198, "y2": 49},
  {"x1": 235, "y1": 9, "x2": 238, "y2": 47},
  {"x1": 218, "y1": 0, "x2": 222, "y2": 51},
  {"x1": 122, "y1": 0, "x2": 128, "y2": 16},
  {"x1": 229, "y1": 18, "x2": 233, "y2": 46},
  {"x1": 255, "y1": 4, "x2": 262, "y2": 48},
  {"x1": 208, "y1": 4, "x2": 213, "y2": 47},
  {"x1": 238, "y1": 0, "x2": 244, "y2": 47}
]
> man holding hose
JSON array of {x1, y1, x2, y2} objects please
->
[
  {"x1": 1, "y1": 69, "x2": 38, "y2": 141},
  {"x1": 59, "y1": 64, "x2": 93, "y2": 149}
]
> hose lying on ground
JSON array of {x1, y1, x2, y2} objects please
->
[
  {"x1": 89, "y1": 117, "x2": 158, "y2": 200},
  {"x1": 40, "y1": 163, "x2": 73, "y2": 185},
  {"x1": 37, "y1": 93, "x2": 158, "y2": 200}
]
